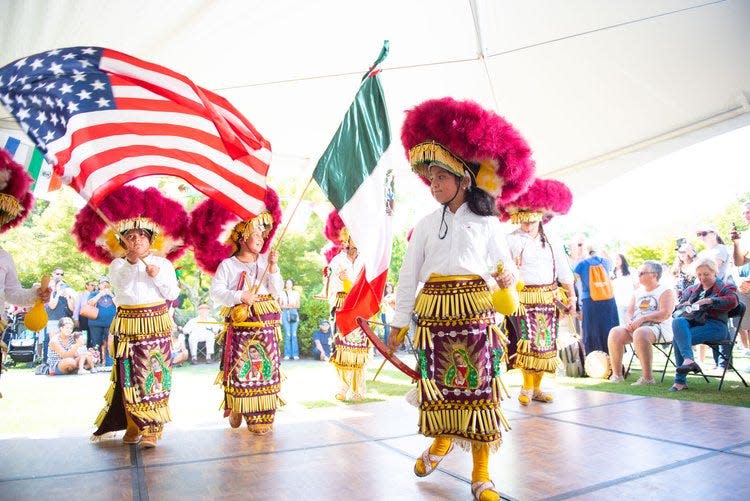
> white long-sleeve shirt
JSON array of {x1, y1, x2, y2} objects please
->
[
  {"x1": 0, "y1": 247, "x2": 37, "y2": 321},
  {"x1": 506, "y1": 229, "x2": 574, "y2": 286},
  {"x1": 327, "y1": 250, "x2": 363, "y2": 308},
  {"x1": 109, "y1": 254, "x2": 179, "y2": 306},
  {"x1": 392, "y1": 203, "x2": 516, "y2": 327},
  {"x1": 210, "y1": 255, "x2": 283, "y2": 307}
]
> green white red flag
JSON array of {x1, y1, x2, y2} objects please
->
[{"x1": 312, "y1": 42, "x2": 394, "y2": 334}]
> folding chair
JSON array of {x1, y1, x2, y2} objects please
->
[
  {"x1": 698, "y1": 301, "x2": 748, "y2": 390},
  {"x1": 624, "y1": 331, "x2": 675, "y2": 382}
]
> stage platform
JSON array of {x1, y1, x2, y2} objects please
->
[{"x1": 2, "y1": 382, "x2": 749, "y2": 501}]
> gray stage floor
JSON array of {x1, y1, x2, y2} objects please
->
[{"x1": 2, "y1": 386, "x2": 749, "y2": 501}]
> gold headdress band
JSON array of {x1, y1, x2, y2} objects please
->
[
  {"x1": 227, "y1": 211, "x2": 275, "y2": 250},
  {"x1": 409, "y1": 141, "x2": 467, "y2": 179},
  {"x1": 117, "y1": 217, "x2": 159, "y2": 236},
  {"x1": 510, "y1": 210, "x2": 544, "y2": 224},
  {"x1": 0, "y1": 193, "x2": 22, "y2": 226},
  {"x1": 408, "y1": 141, "x2": 504, "y2": 197}
]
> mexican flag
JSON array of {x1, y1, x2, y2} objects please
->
[{"x1": 312, "y1": 45, "x2": 394, "y2": 334}]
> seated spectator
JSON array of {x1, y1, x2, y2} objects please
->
[
  {"x1": 607, "y1": 261, "x2": 675, "y2": 385},
  {"x1": 171, "y1": 329, "x2": 188, "y2": 366},
  {"x1": 611, "y1": 253, "x2": 635, "y2": 325},
  {"x1": 183, "y1": 303, "x2": 218, "y2": 364},
  {"x1": 669, "y1": 258, "x2": 738, "y2": 392},
  {"x1": 312, "y1": 319, "x2": 332, "y2": 361},
  {"x1": 672, "y1": 242, "x2": 697, "y2": 298},
  {"x1": 47, "y1": 317, "x2": 94, "y2": 375}
]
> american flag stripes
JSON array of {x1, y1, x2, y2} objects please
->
[{"x1": 0, "y1": 47, "x2": 271, "y2": 219}]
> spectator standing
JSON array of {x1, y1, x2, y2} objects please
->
[
  {"x1": 182, "y1": 303, "x2": 217, "y2": 364},
  {"x1": 380, "y1": 283, "x2": 396, "y2": 345},
  {"x1": 611, "y1": 253, "x2": 635, "y2": 325},
  {"x1": 696, "y1": 224, "x2": 731, "y2": 282},
  {"x1": 607, "y1": 261, "x2": 675, "y2": 384},
  {"x1": 87, "y1": 277, "x2": 117, "y2": 368},
  {"x1": 573, "y1": 246, "x2": 619, "y2": 354},
  {"x1": 279, "y1": 278, "x2": 301, "y2": 360},
  {"x1": 73, "y1": 279, "x2": 97, "y2": 343},
  {"x1": 731, "y1": 201, "x2": 750, "y2": 355},
  {"x1": 43, "y1": 268, "x2": 77, "y2": 362},
  {"x1": 672, "y1": 242, "x2": 697, "y2": 299},
  {"x1": 312, "y1": 319, "x2": 332, "y2": 361}
]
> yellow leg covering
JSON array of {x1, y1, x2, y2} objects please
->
[
  {"x1": 122, "y1": 411, "x2": 141, "y2": 442},
  {"x1": 519, "y1": 369, "x2": 534, "y2": 405},
  {"x1": 522, "y1": 369, "x2": 534, "y2": 390},
  {"x1": 414, "y1": 436, "x2": 453, "y2": 475},
  {"x1": 532, "y1": 370, "x2": 544, "y2": 391},
  {"x1": 531, "y1": 370, "x2": 553, "y2": 402},
  {"x1": 471, "y1": 444, "x2": 499, "y2": 501}
]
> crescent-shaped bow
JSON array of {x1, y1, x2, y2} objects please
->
[{"x1": 356, "y1": 316, "x2": 419, "y2": 380}]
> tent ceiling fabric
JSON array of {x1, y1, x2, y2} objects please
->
[{"x1": 1, "y1": 0, "x2": 749, "y2": 196}]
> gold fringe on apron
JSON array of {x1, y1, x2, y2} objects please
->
[
  {"x1": 412, "y1": 274, "x2": 510, "y2": 451},
  {"x1": 216, "y1": 295, "x2": 283, "y2": 424},
  {"x1": 512, "y1": 284, "x2": 564, "y2": 373}
]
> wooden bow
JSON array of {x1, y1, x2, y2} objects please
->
[{"x1": 356, "y1": 317, "x2": 419, "y2": 380}]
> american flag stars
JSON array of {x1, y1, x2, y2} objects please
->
[{"x1": 0, "y1": 47, "x2": 115, "y2": 155}]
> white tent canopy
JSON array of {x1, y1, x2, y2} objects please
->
[{"x1": 2, "y1": 0, "x2": 749, "y2": 200}]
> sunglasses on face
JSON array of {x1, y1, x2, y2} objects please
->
[
  {"x1": 54, "y1": 272, "x2": 64, "y2": 276},
  {"x1": 639, "y1": 271, "x2": 654, "y2": 276},
  {"x1": 696, "y1": 231, "x2": 712, "y2": 237}
]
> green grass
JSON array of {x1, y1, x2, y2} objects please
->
[
  {"x1": 300, "y1": 400, "x2": 337, "y2": 409},
  {"x1": 557, "y1": 370, "x2": 750, "y2": 407}
]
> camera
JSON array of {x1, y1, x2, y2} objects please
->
[{"x1": 675, "y1": 237, "x2": 687, "y2": 251}]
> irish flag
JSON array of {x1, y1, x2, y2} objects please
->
[{"x1": 312, "y1": 44, "x2": 394, "y2": 334}]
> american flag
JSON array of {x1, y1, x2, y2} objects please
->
[{"x1": 0, "y1": 47, "x2": 271, "y2": 219}]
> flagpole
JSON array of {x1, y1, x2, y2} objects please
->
[{"x1": 252, "y1": 176, "x2": 315, "y2": 292}]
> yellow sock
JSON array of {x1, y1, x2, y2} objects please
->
[
  {"x1": 415, "y1": 436, "x2": 453, "y2": 474},
  {"x1": 522, "y1": 369, "x2": 534, "y2": 390},
  {"x1": 471, "y1": 444, "x2": 499, "y2": 501},
  {"x1": 532, "y1": 371, "x2": 544, "y2": 391},
  {"x1": 125, "y1": 412, "x2": 140, "y2": 437}
]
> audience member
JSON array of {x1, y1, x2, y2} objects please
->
[
  {"x1": 380, "y1": 283, "x2": 396, "y2": 345},
  {"x1": 279, "y1": 278, "x2": 301, "y2": 360},
  {"x1": 611, "y1": 253, "x2": 635, "y2": 325},
  {"x1": 170, "y1": 328, "x2": 188, "y2": 366},
  {"x1": 669, "y1": 258, "x2": 738, "y2": 391},
  {"x1": 731, "y1": 201, "x2": 750, "y2": 355},
  {"x1": 607, "y1": 261, "x2": 675, "y2": 384},
  {"x1": 86, "y1": 276, "x2": 117, "y2": 367},
  {"x1": 573, "y1": 245, "x2": 619, "y2": 354},
  {"x1": 696, "y1": 224, "x2": 731, "y2": 282},
  {"x1": 47, "y1": 317, "x2": 94, "y2": 375},
  {"x1": 72, "y1": 279, "x2": 97, "y2": 343},
  {"x1": 671, "y1": 242, "x2": 697, "y2": 299},
  {"x1": 42, "y1": 268, "x2": 77, "y2": 362},
  {"x1": 182, "y1": 303, "x2": 217, "y2": 364},
  {"x1": 312, "y1": 319, "x2": 332, "y2": 361}
]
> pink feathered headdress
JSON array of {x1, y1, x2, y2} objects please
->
[
  {"x1": 0, "y1": 148, "x2": 34, "y2": 233},
  {"x1": 498, "y1": 178, "x2": 573, "y2": 224},
  {"x1": 188, "y1": 188, "x2": 281, "y2": 275},
  {"x1": 72, "y1": 185, "x2": 189, "y2": 264},
  {"x1": 324, "y1": 209, "x2": 350, "y2": 247},
  {"x1": 401, "y1": 97, "x2": 535, "y2": 204}
]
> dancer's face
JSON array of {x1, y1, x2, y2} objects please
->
[{"x1": 428, "y1": 165, "x2": 463, "y2": 206}]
